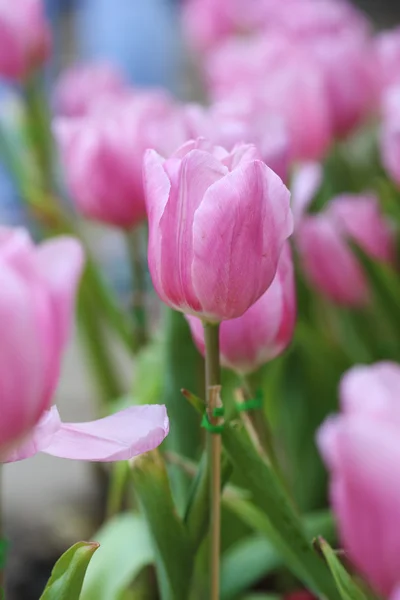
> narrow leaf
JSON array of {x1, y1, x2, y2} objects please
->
[
  {"x1": 131, "y1": 449, "x2": 194, "y2": 600},
  {"x1": 222, "y1": 422, "x2": 340, "y2": 600},
  {"x1": 40, "y1": 541, "x2": 99, "y2": 600},
  {"x1": 317, "y1": 538, "x2": 371, "y2": 600}
]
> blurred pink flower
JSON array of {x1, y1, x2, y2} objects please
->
[
  {"x1": 53, "y1": 62, "x2": 128, "y2": 118},
  {"x1": 0, "y1": 227, "x2": 83, "y2": 455},
  {"x1": 182, "y1": 0, "x2": 279, "y2": 52},
  {"x1": 296, "y1": 194, "x2": 394, "y2": 306},
  {"x1": 0, "y1": 0, "x2": 51, "y2": 80},
  {"x1": 206, "y1": 35, "x2": 332, "y2": 161},
  {"x1": 55, "y1": 90, "x2": 189, "y2": 229},
  {"x1": 318, "y1": 361, "x2": 400, "y2": 597},
  {"x1": 376, "y1": 27, "x2": 400, "y2": 96},
  {"x1": 186, "y1": 243, "x2": 295, "y2": 373},
  {"x1": 183, "y1": 99, "x2": 289, "y2": 181},
  {"x1": 381, "y1": 92, "x2": 400, "y2": 187},
  {"x1": 0, "y1": 227, "x2": 169, "y2": 463},
  {"x1": 143, "y1": 138, "x2": 293, "y2": 322}
]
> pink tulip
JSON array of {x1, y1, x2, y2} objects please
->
[
  {"x1": 55, "y1": 91, "x2": 189, "y2": 229},
  {"x1": 296, "y1": 194, "x2": 394, "y2": 306},
  {"x1": 0, "y1": 227, "x2": 169, "y2": 463},
  {"x1": 318, "y1": 361, "x2": 400, "y2": 597},
  {"x1": 53, "y1": 62, "x2": 128, "y2": 118},
  {"x1": 183, "y1": 100, "x2": 289, "y2": 181},
  {"x1": 181, "y1": 0, "x2": 279, "y2": 53},
  {"x1": 205, "y1": 35, "x2": 332, "y2": 161},
  {"x1": 186, "y1": 243, "x2": 295, "y2": 373},
  {"x1": 0, "y1": 227, "x2": 83, "y2": 454},
  {"x1": 0, "y1": 0, "x2": 51, "y2": 80},
  {"x1": 376, "y1": 28, "x2": 400, "y2": 95},
  {"x1": 381, "y1": 97, "x2": 400, "y2": 187},
  {"x1": 308, "y1": 33, "x2": 378, "y2": 137},
  {"x1": 143, "y1": 138, "x2": 293, "y2": 322}
]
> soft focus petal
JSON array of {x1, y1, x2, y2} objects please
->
[
  {"x1": 297, "y1": 215, "x2": 368, "y2": 306},
  {"x1": 340, "y1": 362, "x2": 400, "y2": 423},
  {"x1": 40, "y1": 405, "x2": 169, "y2": 462},
  {"x1": 291, "y1": 162, "x2": 323, "y2": 225},
  {"x1": 35, "y1": 237, "x2": 84, "y2": 347}
]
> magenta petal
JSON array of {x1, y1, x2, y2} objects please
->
[{"x1": 41, "y1": 405, "x2": 169, "y2": 462}]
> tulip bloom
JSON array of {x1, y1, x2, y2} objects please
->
[
  {"x1": 143, "y1": 139, "x2": 293, "y2": 322},
  {"x1": 55, "y1": 91, "x2": 188, "y2": 229},
  {"x1": 318, "y1": 361, "x2": 400, "y2": 597},
  {"x1": 0, "y1": 0, "x2": 51, "y2": 80},
  {"x1": 381, "y1": 94, "x2": 400, "y2": 187},
  {"x1": 0, "y1": 227, "x2": 169, "y2": 462},
  {"x1": 296, "y1": 194, "x2": 394, "y2": 306},
  {"x1": 186, "y1": 243, "x2": 295, "y2": 374},
  {"x1": 53, "y1": 62, "x2": 127, "y2": 117}
]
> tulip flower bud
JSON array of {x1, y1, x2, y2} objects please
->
[
  {"x1": 0, "y1": 227, "x2": 83, "y2": 455},
  {"x1": 55, "y1": 91, "x2": 189, "y2": 229},
  {"x1": 376, "y1": 27, "x2": 400, "y2": 96},
  {"x1": 296, "y1": 194, "x2": 394, "y2": 306},
  {"x1": 186, "y1": 243, "x2": 295, "y2": 373},
  {"x1": 143, "y1": 138, "x2": 293, "y2": 322},
  {"x1": 0, "y1": 0, "x2": 51, "y2": 80},
  {"x1": 53, "y1": 62, "x2": 128, "y2": 118},
  {"x1": 318, "y1": 361, "x2": 400, "y2": 597}
]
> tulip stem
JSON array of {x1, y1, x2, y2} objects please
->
[
  {"x1": 203, "y1": 321, "x2": 222, "y2": 600},
  {"x1": 126, "y1": 227, "x2": 148, "y2": 348}
]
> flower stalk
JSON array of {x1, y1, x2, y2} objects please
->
[{"x1": 203, "y1": 321, "x2": 222, "y2": 600}]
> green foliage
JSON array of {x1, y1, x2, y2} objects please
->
[
  {"x1": 316, "y1": 539, "x2": 375, "y2": 600},
  {"x1": 40, "y1": 542, "x2": 99, "y2": 600},
  {"x1": 131, "y1": 449, "x2": 195, "y2": 600},
  {"x1": 80, "y1": 514, "x2": 153, "y2": 600}
]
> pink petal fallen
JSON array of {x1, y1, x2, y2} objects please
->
[{"x1": 4, "y1": 405, "x2": 169, "y2": 463}]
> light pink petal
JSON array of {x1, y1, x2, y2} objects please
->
[
  {"x1": 40, "y1": 405, "x2": 169, "y2": 462},
  {"x1": 35, "y1": 237, "x2": 84, "y2": 347},
  {"x1": 296, "y1": 215, "x2": 368, "y2": 306},
  {"x1": 3, "y1": 407, "x2": 61, "y2": 463},
  {"x1": 340, "y1": 362, "x2": 400, "y2": 422},
  {"x1": 328, "y1": 195, "x2": 395, "y2": 263},
  {"x1": 192, "y1": 160, "x2": 292, "y2": 320},
  {"x1": 158, "y1": 149, "x2": 227, "y2": 313},
  {"x1": 327, "y1": 419, "x2": 400, "y2": 597},
  {"x1": 291, "y1": 162, "x2": 323, "y2": 225}
]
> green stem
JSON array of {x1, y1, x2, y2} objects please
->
[
  {"x1": 77, "y1": 281, "x2": 123, "y2": 406},
  {"x1": 23, "y1": 72, "x2": 54, "y2": 194},
  {"x1": 125, "y1": 228, "x2": 148, "y2": 348},
  {"x1": 203, "y1": 322, "x2": 221, "y2": 600},
  {"x1": 106, "y1": 462, "x2": 130, "y2": 519}
]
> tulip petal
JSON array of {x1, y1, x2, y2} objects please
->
[
  {"x1": 41, "y1": 405, "x2": 169, "y2": 462},
  {"x1": 192, "y1": 160, "x2": 292, "y2": 320},
  {"x1": 3, "y1": 406, "x2": 61, "y2": 462},
  {"x1": 35, "y1": 237, "x2": 84, "y2": 347}
]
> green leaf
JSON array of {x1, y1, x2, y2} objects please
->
[
  {"x1": 221, "y1": 535, "x2": 280, "y2": 600},
  {"x1": 80, "y1": 513, "x2": 153, "y2": 600},
  {"x1": 39, "y1": 542, "x2": 99, "y2": 600},
  {"x1": 161, "y1": 308, "x2": 203, "y2": 509},
  {"x1": 131, "y1": 449, "x2": 194, "y2": 600},
  {"x1": 222, "y1": 422, "x2": 340, "y2": 600},
  {"x1": 317, "y1": 538, "x2": 370, "y2": 600}
]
